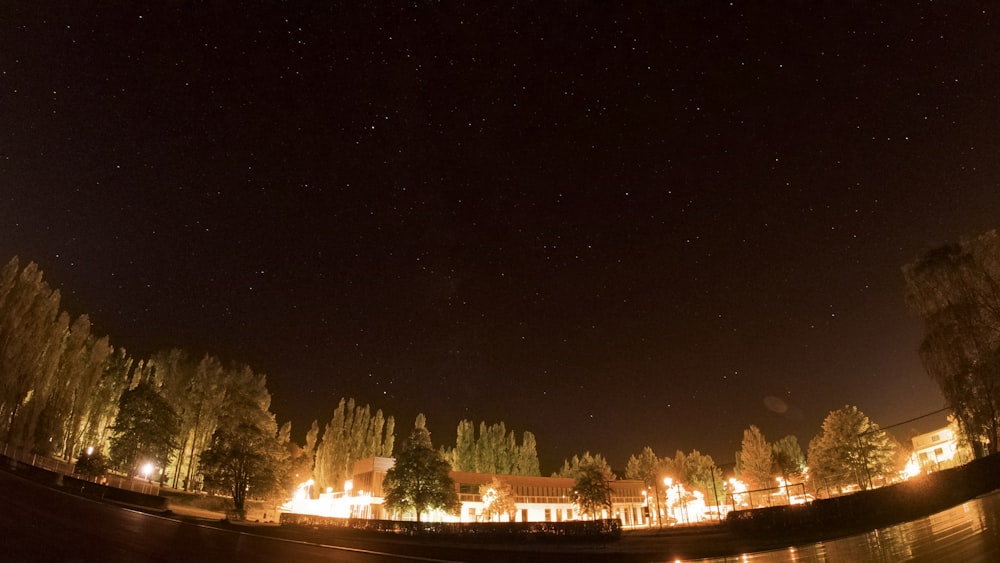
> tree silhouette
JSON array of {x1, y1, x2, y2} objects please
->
[
  {"x1": 382, "y1": 416, "x2": 459, "y2": 522},
  {"x1": 108, "y1": 381, "x2": 179, "y2": 477},
  {"x1": 571, "y1": 461, "x2": 613, "y2": 519},
  {"x1": 904, "y1": 230, "x2": 1000, "y2": 456},
  {"x1": 807, "y1": 405, "x2": 896, "y2": 491},
  {"x1": 739, "y1": 425, "x2": 772, "y2": 489}
]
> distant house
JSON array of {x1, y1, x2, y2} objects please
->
[{"x1": 911, "y1": 426, "x2": 968, "y2": 472}]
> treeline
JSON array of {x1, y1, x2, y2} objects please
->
[
  {"x1": 0, "y1": 257, "x2": 288, "y2": 492},
  {"x1": 7, "y1": 223, "x2": 995, "y2": 505},
  {"x1": 0, "y1": 254, "x2": 897, "y2": 505},
  {"x1": 312, "y1": 397, "x2": 396, "y2": 491},
  {"x1": 0, "y1": 258, "x2": 125, "y2": 459},
  {"x1": 440, "y1": 419, "x2": 541, "y2": 476},
  {"x1": 0, "y1": 256, "x2": 543, "y2": 500}
]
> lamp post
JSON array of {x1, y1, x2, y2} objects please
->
[
  {"x1": 345, "y1": 479, "x2": 354, "y2": 518},
  {"x1": 653, "y1": 482, "x2": 663, "y2": 529},
  {"x1": 663, "y1": 477, "x2": 673, "y2": 525}
]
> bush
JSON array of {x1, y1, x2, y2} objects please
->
[{"x1": 74, "y1": 450, "x2": 109, "y2": 481}]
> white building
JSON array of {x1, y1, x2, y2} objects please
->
[
  {"x1": 337, "y1": 456, "x2": 650, "y2": 526},
  {"x1": 911, "y1": 425, "x2": 965, "y2": 472}
]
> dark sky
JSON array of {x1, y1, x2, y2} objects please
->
[{"x1": 2, "y1": 3, "x2": 997, "y2": 473}]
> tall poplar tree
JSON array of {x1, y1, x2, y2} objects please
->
[
  {"x1": 313, "y1": 398, "x2": 395, "y2": 491},
  {"x1": 903, "y1": 230, "x2": 1000, "y2": 456},
  {"x1": 443, "y1": 419, "x2": 540, "y2": 476},
  {"x1": 739, "y1": 425, "x2": 772, "y2": 489}
]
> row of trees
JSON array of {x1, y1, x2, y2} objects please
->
[
  {"x1": 440, "y1": 419, "x2": 540, "y2": 476},
  {"x1": 381, "y1": 415, "x2": 615, "y2": 522},
  {"x1": 4, "y1": 226, "x2": 998, "y2": 520},
  {"x1": 312, "y1": 397, "x2": 396, "y2": 492},
  {"x1": 0, "y1": 258, "x2": 296, "y2": 516},
  {"x1": 370, "y1": 227, "x2": 1000, "y2": 520},
  {"x1": 0, "y1": 258, "x2": 126, "y2": 460}
]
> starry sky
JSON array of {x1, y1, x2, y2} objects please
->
[{"x1": 2, "y1": 3, "x2": 998, "y2": 473}]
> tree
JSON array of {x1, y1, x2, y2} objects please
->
[
  {"x1": 903, "y1": 230, "x2": 1000, "y2": 456},
  {"x1": 0, "y1": 259, "x2": 66, "y2": 450},
  {"x1": 554, "y1": 451, "x2": 615, "y2": 479},
  {"x1": 76, "y1": 347, "x2": 132, "y2": 458},
  {"x1": 53, "y1": 326, "x2": 113, "y2": 460},
  {"x1": 442, "y1": 419, "x2": 541, "y2": 476},
  {"x1": 625, "y1": 446, "x2": 664, "y2": 525},
  {"x1": 515, "y1": 431, "x2": 541, "y2": 476},
  {"x1": 807, "y1": 405, "x2": 896, "y2": 492},
  {"x1": 739, "y1": 425, "x2": 773, "y2": 489},
  {"x1": 480, "y1": 476, "x2": 517, "y2": 521},
  {"x1": 771, "y1": 435, "x2": 806, "y2": 478},
  {"x1": 198, "y1": 362, "x2": 286, "y2": 516},
  {"x1": 108, "y1": 381, "x2": 180, "y2": 477},
  {"x1": 682, "y1": 450, "x2": 725, "y2": 504},
  {"x1": 313, "y1": 398, "x2": 395, "y2": 492},
  {"x1": 199, "y1": 422, "x2": 284, "y2": 519},
  {"x1": 151, "y1": 350, "x2": 228, "y2": 490},
  {"x1": 448, "y1": 419, "x2": 477, "y2": 471},
  {"x1": 382, "y1": 416, "x2": 460, "y2": 522},
  {"x1": 571, "y1": 461, "x2": 613, "y2": 519},
  {"x1": 74, "y1": 448, "x2": 110, "y2": 481}
]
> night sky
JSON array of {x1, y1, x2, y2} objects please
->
[{"x1": 3, "y1": 3, "x2": 998, "y2": 473}]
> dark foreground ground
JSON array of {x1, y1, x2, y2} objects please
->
[{"x1": 5, "y1": 454, "x2": 1000, "y2": 561}]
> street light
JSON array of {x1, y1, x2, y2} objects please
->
[
  {"x1": 665, "y1": 477, "x2": 689, "y2": 525},
  {"x1": 663, "y1": 477, "x2": 673, "y2": 525},
  {"x1": 141, "y1": 462, "x2": 154, "y2": 483}
]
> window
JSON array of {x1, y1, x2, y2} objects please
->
[{"x1": 544, "y1": 509, "x2": 551, "y2": 522}]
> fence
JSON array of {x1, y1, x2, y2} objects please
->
[
  {"x1": 0, "y1": 442, "x2": 75, "y2": 475},
  {"x1": 0, "y1": 442, "x2": 159, "y2": 496},
  {"x1": 280, "y1": 512, "x2": 623, "y2": 542},
  {"x1": 103, "y1": 474, "x2": 160, "y2": 496},
  {"x1": 727, "y1": 481, "x2": 810, "y2": 511}
]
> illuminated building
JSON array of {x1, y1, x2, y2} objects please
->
[
  {"x1": 910, "y1": 426, "x2": 967, "y2": 472},
  {"x1": 291, "y1": 456, "x2": 650, "y2": 526}
]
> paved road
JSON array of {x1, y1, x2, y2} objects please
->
[{"x1": 0, "y1": 468, "x2": 462, "y2": 562}]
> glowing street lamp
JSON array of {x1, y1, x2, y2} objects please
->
[
  {"x1": 665, "y1": 477, "x2": 688, "y2": 525},
  {"x1": 663, "y1": 478, "x2": 674, "y2": 525},
  {"x1": 141, "y1": 462, "x2": 154, "y2": 482}
]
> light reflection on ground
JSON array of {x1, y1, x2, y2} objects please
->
[{"x1": 704, "y1": 490, "x2": 1000, "y2": 563}]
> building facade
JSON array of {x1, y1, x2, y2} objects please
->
[
  {"x1": 346, "y1": 456, "x2": 650, "y2": 526},
  {"x1": 911, "y1": 426, "x2": 967, "y2": 472}
]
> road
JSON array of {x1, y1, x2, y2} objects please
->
[{"x1": 0, "y1": 468, "x2": 463, "y2": 562}]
